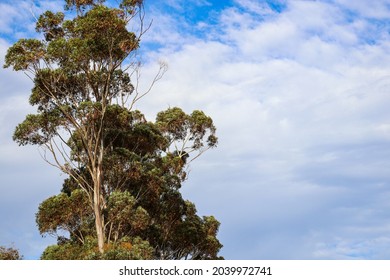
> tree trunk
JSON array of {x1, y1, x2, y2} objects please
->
[
  {"x1": 94, "y1": 187, "x2": 105, "y2": 253},
  {"x1": 94, "y1": 144, "x2": 105, "y2": 254}
]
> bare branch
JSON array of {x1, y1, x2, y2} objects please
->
[{"x1": 129, "y1": 61, "x2": 168, "y2": 110}]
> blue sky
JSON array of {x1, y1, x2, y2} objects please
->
[{"x1": 1, "y1": 0, "x2": 390, "y2": 259}]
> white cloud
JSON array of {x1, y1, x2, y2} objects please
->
[
  {"x1": 335, "y1": 0, "x2": 390, "y2": 19},
  {"x1": 0, "y1": 0, "x2": 63, "y2": 40},
  {"x1": 0, "y1": 34, "x2": 62, "y2": 258},
  {"x1": 0, "y1": 2, "x2": 20, "y2": 34},
  {"x1": 140, "y1": 0, "x2": 390, "y2": 259}
]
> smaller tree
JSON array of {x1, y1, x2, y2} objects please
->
[{"x1": 0, "y1": 245, "x2": 22, "y2": 260}]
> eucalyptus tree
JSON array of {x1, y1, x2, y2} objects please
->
[{"x1": 4, "y1": 0, "x2": 222, "y2": 259}]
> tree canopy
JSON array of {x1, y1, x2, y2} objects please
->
[
  {"x1": 0, "y1": 246, "x2": 22, "y2": 260},
  {"x1": 4, "y1": 0, "x2": 222, "y2": 259}
]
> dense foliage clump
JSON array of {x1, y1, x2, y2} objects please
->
[{"x1": 0, "y1": 246, "x2": 22, "y2": 260}]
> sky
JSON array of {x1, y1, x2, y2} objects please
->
[{"x1": 1, "y1": 0, "x2": 390, "y2": 260}]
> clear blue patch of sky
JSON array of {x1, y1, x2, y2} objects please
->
[
  {"x1": 156, "y1": 0, "x2": 235, "y2": 31},
  {"x1": 266, "y1": 0, "x2": 287, "y2": 13},
  {"x1": 180, "y1": 0, "x2": 234, "y2": 23},
  {"x1": 149, "y1": 0, "x2": 233, "y2": 23}
]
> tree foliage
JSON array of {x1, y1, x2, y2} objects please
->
[
  {"x1": 0, "y1": 246, "x2": 22, "y2": 260},
  {"x1": 5, "y1": 0, "x2": 222, "y2": 259}
]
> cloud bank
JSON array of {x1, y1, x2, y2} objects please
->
[{"x1": 139, "y1": 0, "x2": 390, "y2": 259}]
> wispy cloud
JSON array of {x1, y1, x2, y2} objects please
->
[{"x1": 140, "y1": 0, "x2": 390, "y2": 259}]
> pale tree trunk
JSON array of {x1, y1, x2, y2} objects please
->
[
  {"x1": 93, "y1": 143, "x2": 105, "y2": 254},
  {"x1": 94, "y1": 185, "x2": 104, "y2": 253}
]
